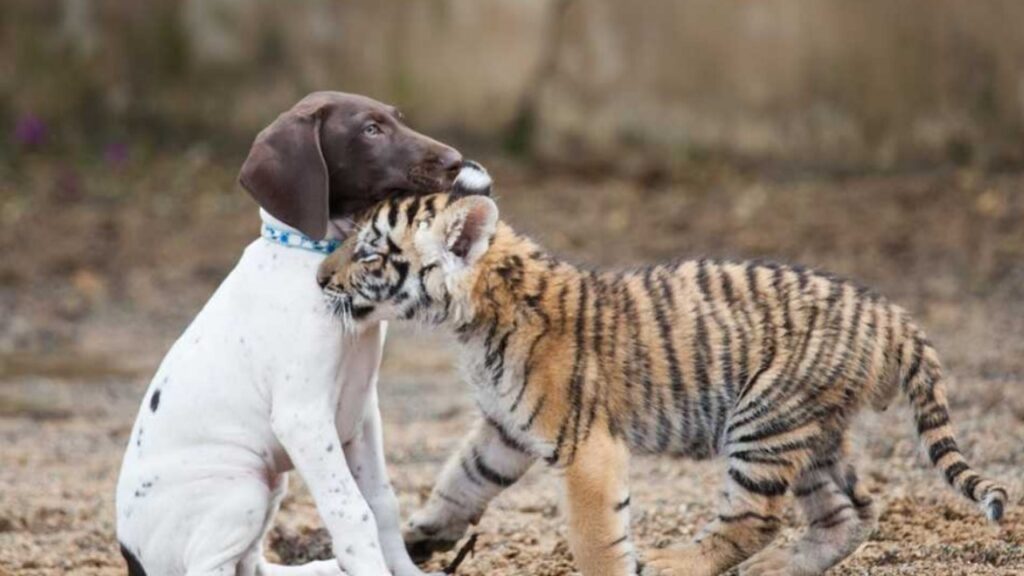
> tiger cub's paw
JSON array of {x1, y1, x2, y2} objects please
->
[
  {"x1": 641, "y1": 547, "x2": 719, "y2": 576},
  {"x1": 402, "y1": 507, "x2": 470, "y2": 564},
  {"x1": 736, "y1": 548, "x2": 799, "y2": 576}
]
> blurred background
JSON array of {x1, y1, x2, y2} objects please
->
[{"x1": 1, "y1": 2, "x2": 1023, "y2": 575}]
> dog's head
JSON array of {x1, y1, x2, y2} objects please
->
[{"x1": 239, "y1": 91, "x2": 463, "y2": 240}]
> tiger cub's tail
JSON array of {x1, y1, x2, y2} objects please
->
[{"x1": 901, "y1": 334, "x2": 1008, "y2": 522}]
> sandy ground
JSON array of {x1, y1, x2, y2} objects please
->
[{"x1": 1, "y1": 158, "x2": 1023, "y2": 575}]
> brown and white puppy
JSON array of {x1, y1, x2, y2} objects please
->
[{"x1": 116, "y1": 92, "x2": 461, "y2": 576}]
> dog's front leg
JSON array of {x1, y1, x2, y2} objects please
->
[
  {"x1": 273, "y1": 404, "x2": 389, "y2": 576},
  {"x1": 344, "y1": 390, "x2": 439, "y2": 576}
]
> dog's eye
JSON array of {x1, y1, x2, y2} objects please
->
[{"x1": 363, "y1": 123, "x2": 383, "y2": 137}]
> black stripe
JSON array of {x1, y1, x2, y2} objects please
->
[
  {"x1": 369, "y1": 203, "x2": 387, "y2": 231},
  {"x1": 962, "y1": 474, "x2": 983, "y2": 500},
  {"x1": 582, "y1": 272, "x2": 605, "y2": 440},
  {"x1": 404, "y1": 196, "x2": 422, "y2": 225},
  {"x1": 436, "y1": 490, "x2": 469, "y2": 510},
  {"x1": 904, "y1": 336, "x2": 925, "y2": 391},
  {"x1": 485, "y1": 415, "x2": 530, "y2": 454},
  {"x1": 705, "y1": 264, "x2": 735, "y2": 443},
  {"x1": 523, "y1": 394, "x2": 546, "y2": 431},
  {"x1": 655, "y1": 394, "x2": 671, "y2": 452},
  {"x1": 806, "y1": 453, "x2": 840, "y2": 472},
  {"x1": 423, "y1": 196, "x2": 437, "y2": 217},
  {"x1": 810, "y1": 504, "x2": 853, "y2": 528},
  {"x1": 723, "y1": 264, "x2": 755, "y2": 399},
  {"x1": 614, "y1": 496, "x2": 631, "y2": 512},
  {"x1": 718, "y1": 511, "x2": 780, "y2": 524},
  {"x1": 387, "y1": 199, "x2": 399, "y2": 228},
  {"x1": 728, "y1": 468, "x2": 789, "y2": 497},
  {"x1": 793, "y1": 480, "x2": 828, "y2": 498},
  {"x1": 607, "y1": 535, "x2": 629, "y2": 548},
  {"x1": 484, "y1": 330, "x2": 512, "y2": 389},
  {"x1": 706, "y1": 531, "x2": 746, "y2": 556},
  {"x1": 772, "y1": 267, "x2": 794, "y2": 337},
  {"x1": 944, "y1": 461, "x2": 970, "y2": 485},
  {"x1": 928, "y1": 437, "x2": 960, "y2": 464},
  {"x1": 387, "y1": 259, "x2": 410, "y2": 298},
  {"x1": 556, "y1": 283, "x2": 570, "y2": 331},
  {"x1": 386, "y1": 234, "x2": 403, "y2": 255},
  {"x1": 917, "y1": 407, "x2": 950, "y2": 434},
  {"x1": 730, "y1": 450, "x2": 793, "y2": 466},
  {"x1": 351, "y1": 305, "x2": 375, "y2": 320},
  {"x1": 460, "y1": 458, "x2": 484, "y2": 486},
  {"x1": 644, "y1": 268, "x2": 686, "y2": 442},
  {"x1": 564, "y1": 276, "x2": 591, "y2": 464},
  {"x1": 621, "y1": 280, "x2": 655, "y2": 449},
  {"x1": 742, "y1": 264, "x2": 777, "y2": 405},
  {"x1": 472, "y1": 448, "x2": 518, "y2": 487},
  {"x1": 511, "y1": 278, "x2": 551, "y2": 413},
  {"x1": 691, "y1": 262, "x2": 715, "y2": 446},
  {"x1": 838, "y1": 466, "x2": 873, "y2": 509}
]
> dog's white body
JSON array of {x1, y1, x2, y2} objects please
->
[{"x1": 116, "y1": 211, "x2": 426, "y2": 576}]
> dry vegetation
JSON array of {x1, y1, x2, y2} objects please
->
[{"x1": 1, "y1": 156, "x2": 1023, "y2": 574}]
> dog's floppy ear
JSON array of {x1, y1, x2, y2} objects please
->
[{"x1": 239, "y1": 96, "x2": 331, "y2": 240}]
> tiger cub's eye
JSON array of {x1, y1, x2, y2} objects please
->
[{"x1": 354, "y1": 246, "x2": 382, "y2": 263}]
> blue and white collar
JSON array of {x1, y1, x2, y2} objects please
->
[{"x1": 259, "y1": 210, "x2": 342, "y2": 255}]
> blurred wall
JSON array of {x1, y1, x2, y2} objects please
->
[
  {"x1": 535, "y1": 0, "x2": 1024, "y2": 171},
  {"x1": 4, "y1": 0, "x2": 1024, "y2": 169}
]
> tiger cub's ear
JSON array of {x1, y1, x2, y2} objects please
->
[{"x1": 439, "y1": 195, "x2": 498, "y2": 265}]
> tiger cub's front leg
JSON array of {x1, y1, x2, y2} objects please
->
[
  {"x1": 404, "y1": 418, "x2": 535, "y2": 561},
  {"x1": 564, "y1": 433, "x2": 637, "y2": 576}
]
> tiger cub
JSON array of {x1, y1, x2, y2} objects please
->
[{"x1": 316, "y1": 163, "x2": 1007, "y2": 576}]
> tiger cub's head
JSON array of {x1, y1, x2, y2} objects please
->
[{"x1": 317, "y1": 161, "x2": 497, "y2": 327}]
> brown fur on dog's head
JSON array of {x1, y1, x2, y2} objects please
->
[{"x1": 240, "y1": 91, "x2": 463, "y2": 239}]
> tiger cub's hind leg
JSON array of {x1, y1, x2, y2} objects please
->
[
  {"x1": 739, "y1": 456, "x2": 876, "y2": 576},
  {"x1": 643, "y1": 456, "x2": 794, "y2": 576}
]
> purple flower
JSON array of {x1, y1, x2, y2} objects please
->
[
  {"x1": 104, "y1": 142, "x2": 129, "y2": 168},
  {"x1": 14, "y1": 114, "x2": 47, "y2": 148}
]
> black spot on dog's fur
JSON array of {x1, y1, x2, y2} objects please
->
[{"x1": 149, "y1": 389, "x2": 161, "y2": 412}]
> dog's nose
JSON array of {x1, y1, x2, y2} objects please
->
[{"x1": 439, "y1": 147, "x2": 463, "y2": 177}]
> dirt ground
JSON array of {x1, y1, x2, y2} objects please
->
[{"x1": 1, "y1": 156, "x2": 1023, "y2": 575}]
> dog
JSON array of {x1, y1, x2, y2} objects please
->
[{"x1": 115, "y1": 91, "x2": 462, "y2": 576}]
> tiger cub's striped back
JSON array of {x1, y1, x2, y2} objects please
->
[{"x1": 318, "y1": 173, "x2": 1007, "y2": 576}]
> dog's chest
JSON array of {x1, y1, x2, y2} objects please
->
[{"x1": 239, "y1": 241, "x2": 386, "y2": 446}]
